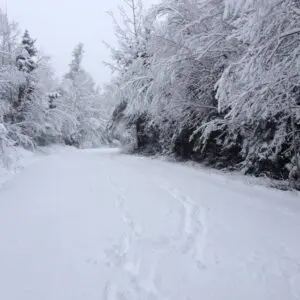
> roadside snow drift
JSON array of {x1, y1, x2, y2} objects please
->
[{"x1": 0, "y1": 148, "x2": 300, "y2": 300}]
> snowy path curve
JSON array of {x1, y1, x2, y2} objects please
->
[{"x1": 0, "y1": 148, "x2": 300, "y2": 300}]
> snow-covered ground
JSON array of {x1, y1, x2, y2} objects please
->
[
  {"x1": 0, "y1": 147, "x2": 36, "y2": 188},
  {"x1": 0, "y1": 148, "x2": 300, "y2": 300},
  {"x1": 0, "y1": 145, "x2": 75, "y2": 188}
]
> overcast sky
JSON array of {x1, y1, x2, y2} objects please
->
[{"x1": 1, "y1": 0, "x2": 158, "y2": 86}]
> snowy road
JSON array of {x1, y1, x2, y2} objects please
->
[{"x1": 0, "y1": 148, "x2": 300, "y2": 300}]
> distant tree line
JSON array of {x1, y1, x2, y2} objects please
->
[{"x1": 0, "y1": 10, "x2": 112, "y2": 168}]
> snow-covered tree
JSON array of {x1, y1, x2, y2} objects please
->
[
  {"x1": 0, "y1": 11, "x2": 111, "y2": 173},
  {"x1": 0, "y1": 10, "x2": 20, "y2": 164},
  {"x1": 0, "y1": 16, "x2": 59, "y2": 151},
  {"x1": 58, "y1": 43, "x2": 109, "y2": 147},
  {"x1": 105, "y1": 0, "x2": 145, "y2": 73},
  {"x1": 105, "y1": 0, "x2": 300, "y2": 186},
  {"x1": 16, "y1": 30, "x2": 37, "y2": 73},
  {"x1": 214, "y1": 0, "x2": 300, "y2": 183},
  {"x1": 107, "y1": 0, "x2": 243, "y2": 153},
  {"x1": 65, "y1": 43, "x2": 84, "y2": 80}
]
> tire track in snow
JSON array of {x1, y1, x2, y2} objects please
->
[
  {"x1": 104, "y1": 177, "x2": 163, "y2": 300},
  {"x1": 104, "y1": 176, "x2": 207, "y2": 299},
  {"x1": 144, "y1": 168, "x2": 208, "y2": 270},
  {"x1": 290, "y1": 274, "x2": 300, "y2": 300},
  {"x1": 276, "y1": 249, "x2": 300, "y2": 300},
  {"x1": 161, "y1": 185, "x2": 208, "y2": 270}
]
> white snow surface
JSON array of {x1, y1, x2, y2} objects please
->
[
  {"x1": 0, "y1": 145, "x2": 75, "y2": 188},
  {"x1": 0, "y1": 148, "x2": 300, "y2": 300}
]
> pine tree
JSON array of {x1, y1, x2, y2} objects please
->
[
  {"x1": 15, "y1": 30, "x2": 38, "y2": 116},
  {"x1": 16, "y1": 30, "x2": 37, "y2": 73},
  {"x1": 65, "y1": 43, "x2": 84, "y2": 81},
  {"x1": 58, "y1": 43, "x2": 107, "y2": 147}
]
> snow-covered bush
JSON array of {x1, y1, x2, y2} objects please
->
[{"x1": 0, "y1": 123, "x2": 14, "y2": 168}]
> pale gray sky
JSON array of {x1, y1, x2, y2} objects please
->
[{"x1": 1, "y1": 0, "x2": 158, "y2": 85}]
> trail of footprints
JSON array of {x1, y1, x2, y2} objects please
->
[{"x1": 104, "y1": 178, "x2": 207, "y2": 299}]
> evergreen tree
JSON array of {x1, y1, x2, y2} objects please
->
[
  {"x1": 58, "y1": 43, "x2": 107, "y2": 147},
  {"x1": 15, "y1": 30, "x2": 38, "y2": 120},
  {"x1": 65, "y1": 43, "x2": 84, "y2": 81},
  {"x1": 16, "y1": 30, "x2": 37, "y2": 73}
]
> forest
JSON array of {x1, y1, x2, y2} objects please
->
[{"x1": 1, "y1": 0, "x2": 300, "y2": 189}]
